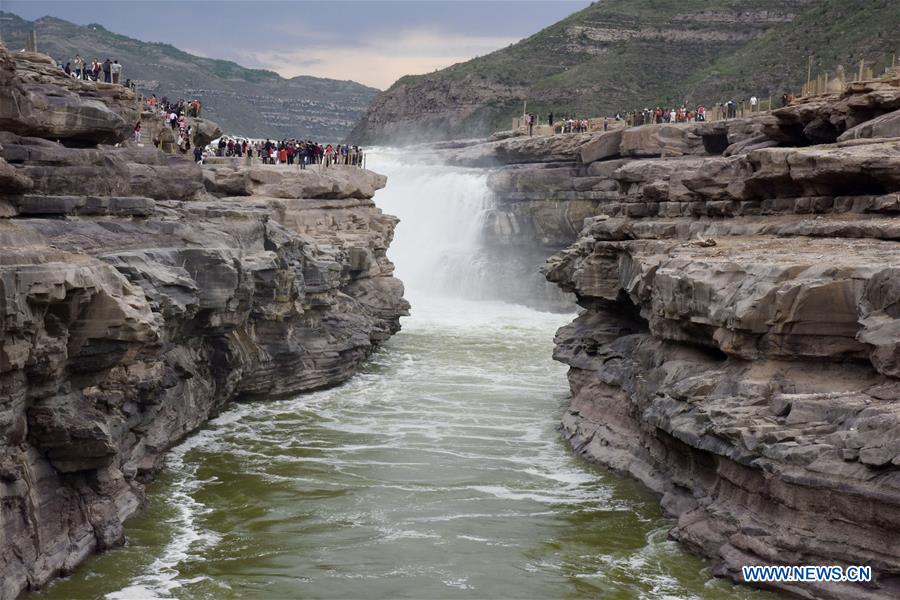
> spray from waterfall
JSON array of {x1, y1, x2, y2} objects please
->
[
  {"x1": 369, "y1": 149, "x2": 575, "y2": 312},
  {"x1": 367, "y1": 149, "x2": 494, "y2": 298}
]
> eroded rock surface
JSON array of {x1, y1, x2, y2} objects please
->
[
  {"x1": 538, "y1": 91, "x2": 900, "y2": 599},
  {"x1": 0, "y1": 46, "x2": 407, "y2": 599},
  {"x1": 203, "y1": 160, "x2": 387, "y2": 200},
  {"x1": 0, "y1": 50, "x2": 138, "y2": 144}
]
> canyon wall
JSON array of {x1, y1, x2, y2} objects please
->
[
  {"x1": 0, "y1": 47, "x2": 407, "y2": 599},
  {"x1": 451, "y1": 77, "x2": 900, "y2": 598}
]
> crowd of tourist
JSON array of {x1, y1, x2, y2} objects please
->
[
  {"x1": 524, "y1": 112, "x2": 593, "y2": 135},
  {"x1": 540, "y1": 90, "x2": 797, "y2": 136},
  {"x1": 558, "y1": 117, "x2": 591, "y2": 133},
  {"x1": 137, "y1": 95, "x2": 204, "y2": 153},
  {"x1": 144, "y1": 96, "x2": 203, "y2": 118},
  {"x1": 135, "y1": 94, "x2": 366, "y2": 168},
  {"x1": 210, "y1": 138, "x2": 365, "y2": 168},
  {"x1": 59, "y1": 54, "x2": 125, "y2": 84},
  {"x1": 622, "y1": 105, "x2": 709, "y2": 126},
  {"x1": 52, "y1": 55, "x2": 368, "y2": 170},
  {"x1": 617, "y1": 94, "x2": 790, "y2": 126}
]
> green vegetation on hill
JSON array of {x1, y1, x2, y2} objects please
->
[
  {"x1": 685, "y1": 0, "x2": 900, "y2": 103},
  {"x1": 349, "y1": 0, "x2": 899, "y2": 144},
  {"x1": 1, "y1": 12, "x2": 378, "y2": 140}
]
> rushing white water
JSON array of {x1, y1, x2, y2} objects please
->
[
  {"x1": 40, "y1": 151, "x2": 773, "y2": 600},
  {"x1": 366, "y1": 148, "x2": 494, "y2": 297}
]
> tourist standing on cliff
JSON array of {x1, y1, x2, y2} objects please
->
[
  {"x1": 111, "y1": 60, "x2": 122, "y2": 84},
  {"x1": 102, "y1": 59, "x2": 112, "y2": 83},
  {"x1": 74, "y1": 54, "x2": 84, "y2": 79},
  {"x1": 298, "y1": 144, "x2": 307, "y2": 169}
]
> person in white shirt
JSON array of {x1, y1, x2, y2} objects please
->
[
  {"x1": 110, "y1": 60, "x2": 122, "y2": 84},
  {"x1": 750, "y1": 96, "x2": 758, "y2": 112}
]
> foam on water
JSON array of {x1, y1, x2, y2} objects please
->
[{"x1": 105, "y1": 429, "x2": 224, "y2": 600}]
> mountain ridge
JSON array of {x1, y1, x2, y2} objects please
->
[
  {"x1": 348, "y1": 0, "x2": 900, "y2": 144},
  {"x1": 0, "y1": 12, "x2": 378, "y2": 140}
]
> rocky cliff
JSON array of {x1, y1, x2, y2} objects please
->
[
  {"x1": 441, "y1": 74, "x2": 900, "y2": 598},
  {"x1": 0, "y1": 46, "x2": 407, "y2": 599}
]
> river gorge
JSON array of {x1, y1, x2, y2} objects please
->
[
  {"x1": 35, "y1": 155, "x2": 771, "y2": 600},
  {"x1": 3, "y1": 43, "x2": 900, "y2": 600}
]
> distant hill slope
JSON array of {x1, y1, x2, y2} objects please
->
[
  {"x1": 682, "y1": 0, "x2": 900, "y2": 104},
  {"x1": 348, "y1": 0, "x2": 898, "y2": 144},
  {"x1": 1, "y1": 12, "x2": 378, "y2": 141}
]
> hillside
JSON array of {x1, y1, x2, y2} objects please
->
[
  {"x1": 683, "y1": 0, "x2": 900, "y2": 102},
  {"x1": 0, "y1": 12, "x2": 379, "y2": 140},
  {"x1": 348, "y1": 0, "x2": 899, "y2": 144}
]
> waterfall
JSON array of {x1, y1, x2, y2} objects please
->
[
  {"x1": 369, "y1": 148, "x2": 574, "y2": 311},
  {"x1": 367, "y1": 148, "x2": 493, "y2": 298}
]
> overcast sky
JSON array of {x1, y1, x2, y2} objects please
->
[{"x1": 2, "y1": 0, "x2": 591, "y2": 88}]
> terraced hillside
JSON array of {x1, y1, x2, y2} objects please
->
[{"x1": 684, "y1": 0, "x2": 900, "y2": 103}]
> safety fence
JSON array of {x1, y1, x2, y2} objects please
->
[{"x1": 802, "y1": 55, "x2": 900, "y2": 96}]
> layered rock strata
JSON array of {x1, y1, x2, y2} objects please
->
[
  {"x1": 549, "y1": 100, "x2": 900, "y2": 597},
  {"x1": 0, "y1": 47, "x2": 407, "y2": 599},
  {"x1": 446, "y1": 79, "x2": 900, "y2": 599}
]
